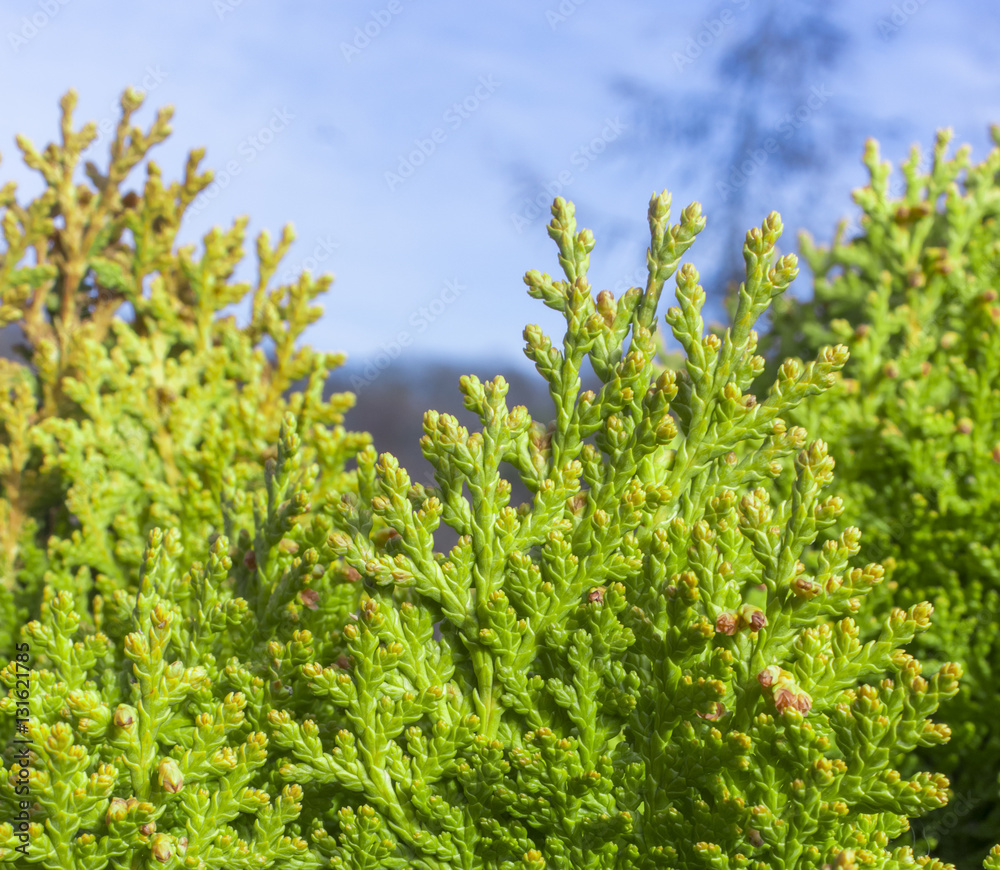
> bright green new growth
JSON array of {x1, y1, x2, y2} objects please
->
[
  {"x1": 0, "y1": 89, "x2": 368, "y2": 659},
  {"x1": 292, "y1": 196, "x2": 960, "y2": 868},
  {"x1": 763, "y1": 128, "x2": 1000, "y2": 868},
  {"x1": 0, "y1": 92, "x2": 980, "y2": 870},
  {"x1": 0, "y1": 422, "x2": 373, "y2": 868}
]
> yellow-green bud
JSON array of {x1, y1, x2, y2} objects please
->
[
  {"x1": 158, "y1": 758, "x2": 184, "y2": 793},
  {"x1": 151, "y1": 833, "x2": 173, "y2": 863},
  {"x1": 113, "y1": 704, "x2": 137, "y2": 729}
]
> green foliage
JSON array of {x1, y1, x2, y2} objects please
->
[
  {"x1": 1, "y1": 417, "x2": 364, "y2": 868},
  {"x1": 0, "y1": 89, "x2": 369, "y2": 659},
  {"x1": 762, "y1": 128, "x2": 1000, "y2": 869},
  {"x1": 300, "y1": 195, "x2": 967, "y2": 867},
  {"x1": 0, "y1": 92, "x2": 986, "y2": 869},
  {"x1": 291, "y1": 194, "x2": 957, "y2": 868}
]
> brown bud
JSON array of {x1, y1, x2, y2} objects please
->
[
  {"x1": 696, "y1": 702, "x2": 726, "y2": 721},
  {"x1": 587, "y1": 586, "x2": 606, "y2": 604},
  {"x1": 140, "y1": 822, "x2": 156, "y2": 837},
  {"x1": 793, "y1": 575, "x2": 819, "y2": 598},
  {"x1": 757, "y1": 666, "x2": 780, "y2": 688},
  {"x1": 243, "y1": 550, "x2": 257, "y2": 572},
  {"x1": 774, "y1": 686, "x2": 812, "y2": 715},
  {"x1": 567, "y1": 493, "x2": 586, "y2": 515},
  {"x1": 740, "y1": 604, "x2": 766, "y2": 632},
  {"x1": 299, "y1": 588, "x2": 320, "y2": 610},
  {"x1": 151, "y1": 833, "x2": 173, "y2": 863},
  {"x1": 715, "y1": 611, "x2": 739, "y2": 636},
  {"x1": 113, "y1": 704, "x2": 137, "y2": 729},
  {"x1": 157, "y1": 758, "x2": 183, "y2": 793}
]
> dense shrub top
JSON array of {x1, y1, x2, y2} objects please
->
[
  {"x1": 762, "y1": 128, "x2": 1000, "y2": 869},
  {"x1": 0, "y1": 91, "x2": 996, "y2": 870}
]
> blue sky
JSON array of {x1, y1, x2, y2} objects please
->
[{"x1": 2, "y1": 0, "x2": 998, "y2": 374}]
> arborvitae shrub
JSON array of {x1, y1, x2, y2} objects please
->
[
  {"x1": 0, "y1": 89, "x2": 369, "y2": 660},
  {"x1": 288, "y1": 197, "x2": 971, "y2": 868},
  {"x1": 762, "y1": 128, "x2": 1000, "y2": 869},
  {"x1": 0, "y1": 94, "x2": 989, "y2": 869}
]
